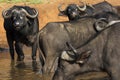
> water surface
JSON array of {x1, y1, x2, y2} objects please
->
[{"x1": 0, "y1": 46, "x2": 108, "y2": 80}]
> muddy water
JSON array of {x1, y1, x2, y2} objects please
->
[
  {"x1": 0, "y1": 46, "x2": 108, "y2": 80},
  {"x1": 0, "y1": 46, "x2": 43, "y2": 80}
]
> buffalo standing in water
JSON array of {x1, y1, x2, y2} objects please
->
[{"x1": 2, "y1": 5, "x2": 39, "y2": 61}]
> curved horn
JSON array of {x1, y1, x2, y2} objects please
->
[
  {"x1": 21, "y1": 8, "x2": 38, "y2": 18},
  {"x1": 87, "y1": 3, "x2": 95, "y2": 9},
  {"x1": 61, "y1": 51, "x2": 75, "y2": 61},
  {"x1": 2, "y1": 8, "x2": 12, "y2": 19},
  {"x1": 107, "y1": 20, "x2": 120, "y2": 27},
  {"x1": 58, "y1": 3, "x2": 64, "y2": 12},
  {"x1": 61, "y1": 42, "x2": 78, "y2": 61},
  {"x1": 95, "y1": 18, "x2": 108, "y2": 31},
  {"x1": 66, "y1": 42, "x2": 77, "y2": 56},
  {"x1": 95, "y1": 18, "x2": 120, "y2": 31},
  {"x1": 77, "y1": 1, "x2": 86, "y2": 11}
]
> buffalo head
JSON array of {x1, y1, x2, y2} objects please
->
[
  {"x1": 2, "y1": 6, "x2": 38, "y2": 30},
  {"x1": 58, "y1": 2, "x2": 87, "y2": 21}
]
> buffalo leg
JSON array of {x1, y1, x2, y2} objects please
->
[
  {"x1": 43, "y1": 50, "x2": 59, "y2": 79},
  {"x1": 32, "y1": 41, "x2": 37, "y2": 61},
  {"x1": 39, "y1": 53, "x2": 45, "y2": 74},
  {"x1": 32, "y1": 60, "x2": 38, "y2": 72},
  {"x1": 53, "y1": 67, "x2": 64, "y2": 80},
  {"x1": 43, "y1": 55, "x2": 56, "y2": 73},
  {"x1": 15, "y1": 42, "x2": 24, "y2": 61},
  {"x1": 6, "y1": 32, "x2": 15, "y2": 60}
]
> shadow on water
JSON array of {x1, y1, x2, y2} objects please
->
[{"x1": 0, "y1": 46, "x2": 109, "y2": 80}]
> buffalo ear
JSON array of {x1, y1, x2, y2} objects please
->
[
  {"x1": 76, "y1": 50, "x2": 92, "y2": 64},
  {"x1": 94, "y1": 18, "x2": 108, "y2": 32},
  {"x1": 58, "y1": 11, "x2": 67, "y2": 16}
]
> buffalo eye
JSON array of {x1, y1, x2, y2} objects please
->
[
  {"x1": 68, "y1": 9, "x2": 71, "y2": 12},
  {"x1": 20, "y1": 16, "x2": 23, "y2": 19},
  {"x1": 75, "y1": 8, "x2": 78, "y2": 11},
  {"x1": 13, "y1": 16, "x2": 16, "y2": 20}
]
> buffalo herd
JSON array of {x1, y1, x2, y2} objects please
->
[{"x1": 2, "y1": 1, "x2": 120, "y2": 80}]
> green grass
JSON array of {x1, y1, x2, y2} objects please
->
[{"x1": 0, "y1": 0, "x2": 47, "y2": 4}]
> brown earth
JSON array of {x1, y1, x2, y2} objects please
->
[{"x1": 0, "y1": 0, "x2": 120, "y2": 47}]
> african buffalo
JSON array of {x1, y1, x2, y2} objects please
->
[
  {"x1": 2, "y1": 5, "x2": 39, "y2": 61},
  {"x1": 52, "y1": 12, "x2": 120, "y2": 80},
  {"x1": 58, "y1": 3, "x2": 86, "y2": 21},
  {"x1": 58, "y1": 1, "x2": 117, "y2": 21},
  {"x1": 38, "y1": 11, "x2": 120, "y2": 79}
]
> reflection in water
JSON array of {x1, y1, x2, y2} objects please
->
[
  {"x1": 9, "y1": 61, "x2": 42, "y2": 80},
  {"x1": 32, "y1": 61, "x2": 39, "y2": 72},
  {"x1": 0, "y1": 48, "x2": 42, "y2": 80},
  {"x1": 0, "y1": 47, "x2": 108, "y2": 80}
]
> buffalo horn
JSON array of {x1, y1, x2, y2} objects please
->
[
  {"x1": 87, "y1": 3, "x2": 95, "y2": 9},
  {"x1": 58, "y1": 3, "x2": 64, "y2": 12},
  {"x1": 21, "y1": 8, "x2": 38, "y2": 18},
  {"x1": 95, "y1": 18, "x2": 120, "y2": 31},
  {"x1": 2, "y1": 8, "x2": 12, "y2": 18},
  {"x1": 66, "y1": 42, "x2": 77, "y2": 56},
  {"x1": 95, "y1": 18, "x2": 108, "y2": 31},
  {"x1": 61, "y1": 42, "x2": 78, "y2": 61},
  {"x1": 77, "y1": 1, "x2": 86, "y2": 11},
  {"x1": 107, "y1": 20, "x2": 120, "y2": 27},
  {"x1": 61, "y1": 51, "x2": 75, "y2": 61}
]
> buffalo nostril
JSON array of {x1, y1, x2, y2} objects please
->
[
  {"x1": 72, "y1": 12, "x2": 77, "y2": 16},
  {"x1": 72, "y1": 12, "x2": 76, "y2": 14},
  {"x1": 14, "y1": 22, "x2": 20, "y2": 26}
]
